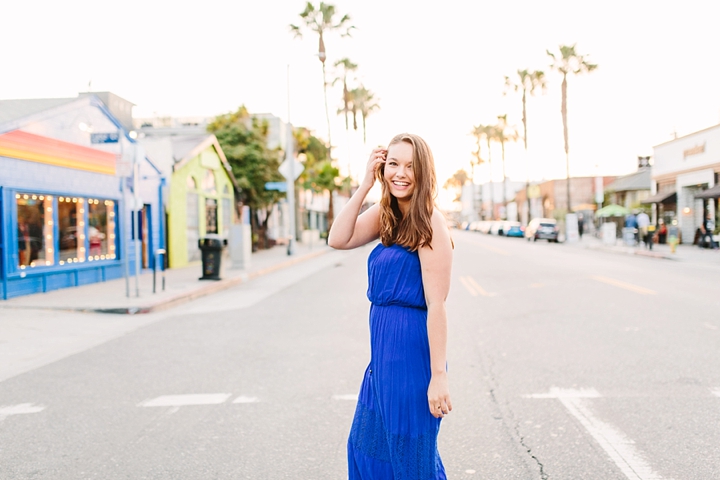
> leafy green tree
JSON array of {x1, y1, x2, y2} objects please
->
[
  {"x1": 207, "y1": 106, "x2": 284, "y2": 249},
  {"x1": 495, "y1": 114, "x2": 518, "y2": 219},
  {"x1": 505, "y1": 69, "x2": 547, "y2": 222},
  {"x1": 290, "y1": 2, "x2": 355, "y2": 158},
  {"x1": 547, "y1": 44, "x2": 598, "y2": 212}
]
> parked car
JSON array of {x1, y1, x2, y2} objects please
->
[
  {"x1": 489, "y1": 221, "x2": 504, "y2": 235},
  {"x1": 525, "y1": 218, "x2": 560, "y2": 242},
  {"x1": 478, "y1": 221, "x2": 493, "y2": 234},
  {"x1": 504, "y1": 222, "x2": 524, "y2": 238}
]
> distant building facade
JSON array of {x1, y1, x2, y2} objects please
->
[{"x1": 515, "y1": 176, "x2": 616, "y2": 222}]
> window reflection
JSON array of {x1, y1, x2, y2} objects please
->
[
  {"x1": 87, "y1": 199, "x2": 116, "y2": 261},
  {"x1": 16, "y1": 193, "x2": 53, "y2": 268},
  {"x1": 58, "y1": 196, "x2": 83, "y2": 264}
]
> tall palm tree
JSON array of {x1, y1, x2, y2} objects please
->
[
  {"x1": 351, "y1": 85, "x2": 380, "y2": 144},
  {"x1": 333, "y1": 57, "x2": 358, "y2": 131},
  {"x1": 472, "y1": 124, "x2": 498, "y2": 219},
  {"x1": 290, "y1": 2, "x2": 355, "y2": 158},
  {"x1": 495, "y1": 115, "x2": 518, "y2": 219},
  {"x1": 505, "y1": 69, "x2": 547, "y2": 223},
  {"x1": 547, "y1": 44, "x2": 597, "y2": 213}
]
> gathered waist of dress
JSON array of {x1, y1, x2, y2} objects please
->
[{"x1": 370, "y1": 301, "x2": 427, "y2": 311}]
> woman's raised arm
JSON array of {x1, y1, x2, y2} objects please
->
[{"x1": 327, "y1": 148, "x2": 386, "y2": 250}]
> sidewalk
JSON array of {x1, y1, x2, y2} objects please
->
[
  {"x1": 0, "y1": 242, "x2": 332, "y2": 314},
  {"x1": 565, "y1": 234, "x2": 720, "y2": 263}
]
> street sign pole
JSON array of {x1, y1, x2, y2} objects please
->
[{"x1": 286, "y1": 66, "x2": 296, "y2": 256}]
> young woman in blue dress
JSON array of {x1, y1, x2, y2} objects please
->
[{"x1": 329, "y1": 133, "x2": 453, "y2": 479}]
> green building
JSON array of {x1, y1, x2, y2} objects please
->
[{"x1": 141, "y1": 133, "x2": 238, "y2": 268}]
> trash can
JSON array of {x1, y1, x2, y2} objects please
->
[
  {"x1": 622, "y1": 227, "x2": 637, "y2": 246},
  {"x1": 198, "y1": 235, "x2": 226, "y2": 280}
]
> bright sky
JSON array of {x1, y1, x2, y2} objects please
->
[{"x1": 4, "y1": 0, "x2": 720, "y2": 205}]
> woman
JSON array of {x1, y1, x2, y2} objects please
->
[{"x1": 328, "y1": 133, "x2": 453, "y2": 479}]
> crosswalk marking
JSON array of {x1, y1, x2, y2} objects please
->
[
  {"x1": 525, "y1": 388, "x2": 663, "y2": 480},
  {"x1": 138, "y1": 393, "x2": 232, "y2": 407},
  {"x1": 590, "y1": 275, "x2": 657, "y2": 295},
  {"x1": 0, "y1": 403, "x2": 45, "y2": 421}
]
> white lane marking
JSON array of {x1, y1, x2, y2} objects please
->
[
  {"x1": 332, "y1": 394, "x2": 358, "y2": 401},
  {"x1": 0, "y1": 403, "x2": 46, "y2": 421},
  {"x1": 465, "y1": 469, "x2": 476, "y2": 474},
  {"x1": 711, "y1": 388, "x2": 720, "y2": 398},
  {"x1": 466, "y1": 276, "x2": 497, "y2": 297},
  {"x1": 704, "y1": 323, "x2": 718, "y2": 331},
  {"x1": 138, "y1": 393, "x2": 232, "y2": 407},
  {"x1": 525, "y1": 388, "x2": 663, "y2": 480},
  {"x1": 590, "y1": 276, "x2": 657, "y2": 296},
  {"x1": 232, "y1": 396, "x2": 260, "y2": 404},
  {"x1": 459, "y1": 276, "x2": 478, "y2": 297}
]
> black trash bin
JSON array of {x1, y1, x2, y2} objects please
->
[{"x1": 198, "y1": 236, "x2": 226, "y2": 280}]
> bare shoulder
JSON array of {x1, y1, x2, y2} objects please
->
[{"x1": 430, "y1": 209, "x2": 452, "y2": 246}]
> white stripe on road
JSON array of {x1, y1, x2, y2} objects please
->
[
  {"x1": 0, "y1": 403, "x2": 45, "y2": 421},
  {"x1": 466, "y1": 276, "x2": 497, "y2": 297},
  {"x1": 590, "y1": 276, "x2": 657, "y2": 296},
  {"x1": 332, "y1": 394, "x2": 358, "y2": 401},
  {"x1": 138, "y1": 394, "x2": 232, "y2": 407},
  {"x1": 459, "y1": 276, "x2": 478, "y2": 297},
  {"x1": 525, "y1": 388, "x2": 663, "y2": 480},
  {"x1": 712, "y1": 388, "x2": 720, "y2": 398},
  {"x1": 232, "y1": 396, "x2": 260, "y2": 404},
  {"x1": 704, "y1": 323, "x2": 718, "y2": 331}
]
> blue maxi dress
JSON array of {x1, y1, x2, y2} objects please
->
[{"x1": 347, "y1": 243, "x2": 446, "y2": 480}]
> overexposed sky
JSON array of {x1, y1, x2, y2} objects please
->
[{"x1": 3, "y1": 0, "x2": 720, "y2": 192}]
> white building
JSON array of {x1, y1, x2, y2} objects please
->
[{"x1": 652, "y1": 124, "x2": 720, "y2": 243}]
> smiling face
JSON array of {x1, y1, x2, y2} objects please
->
[{"x1": 383, "y1": 141, "x2": 415, "y2": 203}]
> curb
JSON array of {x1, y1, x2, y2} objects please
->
[
  {"x1": 1, "y1": 248, "x2": 331, "y2": 315},
  {"x1": 584, "y1": 244, "x2": 676, "y2": 260}
]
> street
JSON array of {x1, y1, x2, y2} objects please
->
[{"x1": 1, "y1": 230, "x2": 719, "y2": 479}]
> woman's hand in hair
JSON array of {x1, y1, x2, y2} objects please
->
[{"x1": 363, "y1": 147, "x2": 387, "y2": 189}]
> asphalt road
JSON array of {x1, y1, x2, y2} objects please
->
[{"x1": 1, "y1": 231, "x2": 719, "y2": 479}]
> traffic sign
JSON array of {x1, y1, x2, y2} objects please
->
[
  {"x1": 279, "y1": 157, "x2": 303, "y2": 181},
  {"x1": 265, "y1": 182, "x2": 287, "y2": 192}
]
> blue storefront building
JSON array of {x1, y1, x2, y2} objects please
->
[{"x1": 0, "y1": 93, "x2": 164, "y2": 299}]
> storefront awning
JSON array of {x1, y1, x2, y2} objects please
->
[
  {"x1": 694, "y1": 184, "x2": 720, "y2": 199},
  {"x1": 641, "y1": 191, "x2": 676, "y2": 204}
]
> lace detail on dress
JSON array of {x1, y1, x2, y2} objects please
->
[{"x1": 349, "y1": 402, "x2": 439, "y2": 479}]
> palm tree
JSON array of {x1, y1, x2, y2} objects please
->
[
  {"x1": 547, "y1": 44, "x2": 597, "y2": 213},
  {"x1": 495, "y1": 115, "x2": 518, "y2": 219},
  {"x1": 290, "y1": 2, "x2": 355, "y2": 158},
  {"x1": 350, "y1": 85, "x2": 380, "y2": 144},
  {"x1": 333, "y1": 57, "x2": 358, "y2": 131},
  {"x1": 472, "y1": 124, "x2": 498, "y2": 219},
  {"x1": 505, "y1": 69, "x2": 547, "y2": 223}
]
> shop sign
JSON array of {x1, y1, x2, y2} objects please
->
[{"x1": 683, "y1": 143, "x2": 705, "y2": 158}]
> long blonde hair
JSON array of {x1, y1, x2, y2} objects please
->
[{"x1": 377, "y1": 133, "x2": 436, "y2": 251}]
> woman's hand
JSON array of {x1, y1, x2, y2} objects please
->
[
  {"x1": 427, "y1": 372, "x2": 452, "y2": 418},
  {"x1": 362, "y1": 147, "x2": 387, "y2": 189}
]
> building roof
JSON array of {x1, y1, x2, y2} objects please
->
[
  {"x1": 0, "y1": 98, "x2": 78, "y2": 125},
  {"x1": 604, "y1": 167, "x2": 651, "y2": 193}
]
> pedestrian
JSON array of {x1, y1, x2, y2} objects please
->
[
  {"x1": 701, "y1": 213, "x2": 718, "y2": 249},
  {"x1": 636, "y1": 210, "x2": 650, "y2": 248},
  {"x1": 668, "y1": 220, "x2": 680, "y2": 253},
  {"x1": 328, "y1": 133, "x2": 453, "y2": 479},
  {"x1": 578, "y1": 213, "x2": 584, "y2": 239}
]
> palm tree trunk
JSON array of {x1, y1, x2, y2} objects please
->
[
  {"x1": 522, "y1": 88, "x2": 531, "y2": 224},
  {"x1": 561, "y1": 73, "x2": 571, "y2": 213},
  {"x1": 501, "y1": 140, "x2": 507, "y2": 220},
  {"x1": 486, "y1": 137, "x2": 494, "y2": 220},
  {"x1": 362, "y1": 113, "x2": 367, "y2": 144},
  {"x1": 321, "y1": 60, "x2": 332, "y2": 160}
]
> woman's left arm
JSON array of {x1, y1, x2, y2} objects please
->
[{"x1": 419, "y1": 210, "x2": 454, "y2": 419}]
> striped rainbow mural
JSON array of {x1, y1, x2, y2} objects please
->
[{"x1": 0, "y1": 130, "x2": 116, "y2": 175}]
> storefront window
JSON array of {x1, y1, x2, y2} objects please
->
[
  {"x1": 87, "y1": 198, "x2": 117, "y2": 261},
  {"x1": 16, "y1": 193, "x2": 53, "y2": 268},
  {"x1": 206, "y1": 198, "x2": 218, "y2": 234},
  {"x1": 202, "y1": 170, "x2": 216, "y2": 195},
  {"x1": 58, "y1": 196, "x2": 84, "y2": 264}
]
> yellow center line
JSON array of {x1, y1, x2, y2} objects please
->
[
  {"x1": 466, "y1": 276, "x2": 497, "y2": 297},
  {"x1": 459, "y1": 236, "x2": 511, "y2": 256},
  {"x1": 590, "y1": 275, "x2": 657, "y2": 295},
  {"x1": 459, "y1": 276, "x2": 478, "y2": 296}
]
